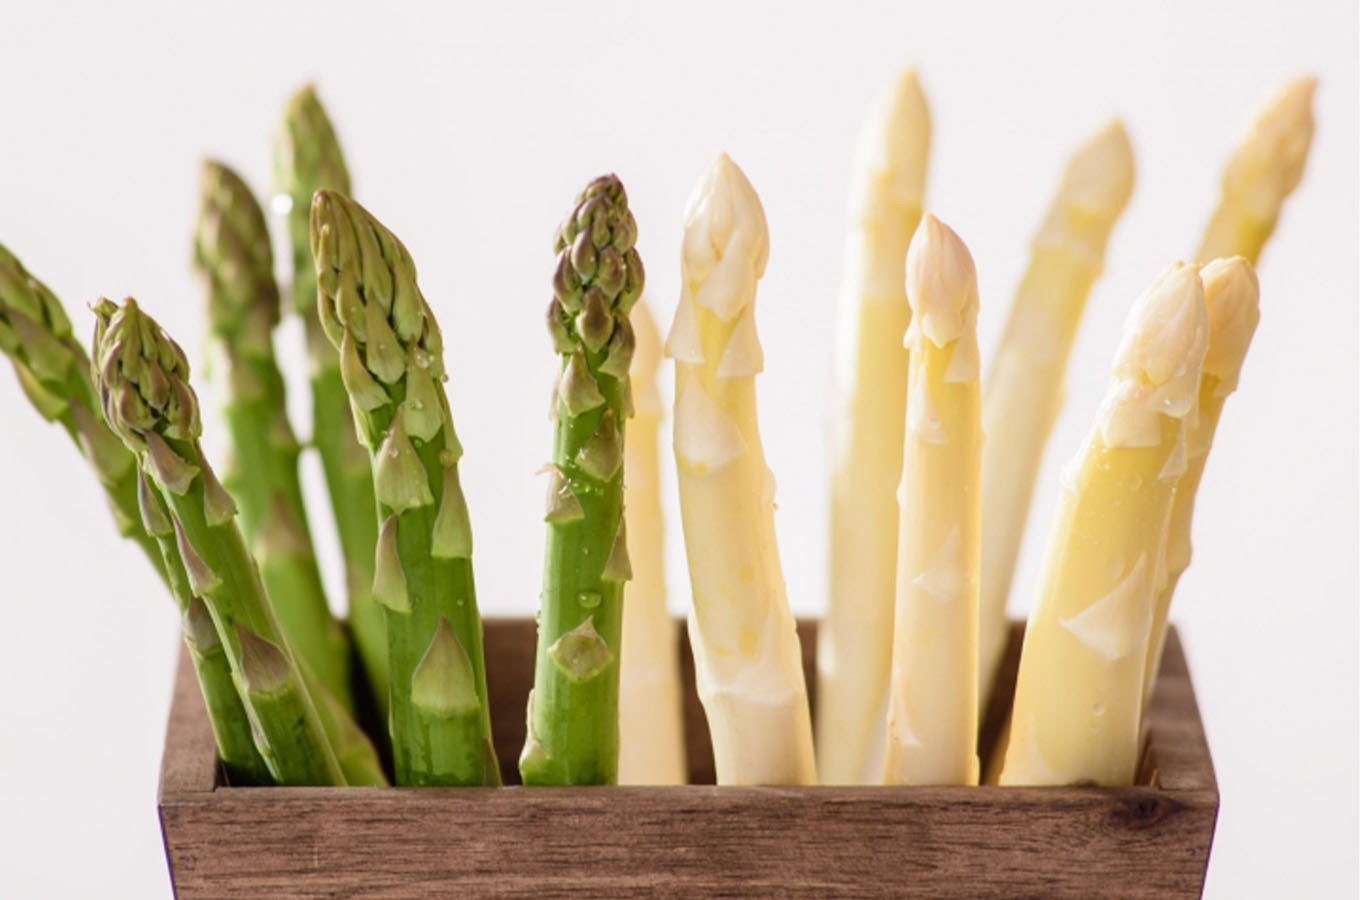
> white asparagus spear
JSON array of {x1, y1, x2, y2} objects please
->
[
  {"x1": 667, "y1": 153, "x2": 816, "y2": 785},
  {"x1": 819, "y1": 68, "x2": 931, "y2": 785},
  {"x1": 1142, "y1": 258, "x2": 1260, "y2": 707},
  {"x1": 999, "y1": 263, "x2": 1208, "y2": 787},
  {"x1": 617, "y1": 299, "x2": 687, "y2": 784},
  {"x1": 1196, "y1": 77, "x2": 1316, "y2": 265},
  {"x1": 882, "y1": 215, "x2": 982, "y2": 786},
  {"x1": 978, "y1": 122, "x2": 1135, "y2": 713}
]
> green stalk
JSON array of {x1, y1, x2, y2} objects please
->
[
  {"x1": 0, "y1": 243, "x2": 268, "y2": 782},
  {"x1": 310, "y1": 190, "x2": 499, "y2": 786},
  {"x1": 93, "y1": 297, "x2": 347, "y2": 786},
  {"x1": 520, "y1": 175, "x2": 642, "y2": 785},
  {"x1": 275, "y1": 85, "x2": 390, "y2": 714},
  {"x1": 139, "y1": 471, "x2": 272, "y2": 784},
  {"x1": 194, "y1": 160, "x2": 352, "y2": 711}
]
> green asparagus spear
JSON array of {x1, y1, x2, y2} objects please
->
[
  {"x1": 520, "y1": 175, "x2": 642, "y2": 785},
  {"x1": 310, "y1": 190, "x2": 499, "y2": 786},
  {"x1": 0, "y1": 242, "x2": 163, "y2": 576},
  {"x1": 193, "y1": 160, "x2": 352, "y2": 711},
  {"x1": 140, "y1": 472, "x2": 273, "y2": 784},
  {"x1": 92, "y1": 296, "x2": 346, "y2": 786},
  {"x1": 275, "y1": 85, "x2": 390, "y2": 712},
  {"x1": 0, "y1": 243, "x2": 266, "y2": 783}
]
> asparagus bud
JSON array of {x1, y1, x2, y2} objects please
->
[
  {"x1": 820, "y1": 68, "x2": 932, "y2": 785},
  {"x1": 667, "y1": 154, "x2": 816, "y2": 785},
  {"x1": 521, "y1": 175, "x2": 642, "y2": 786},
  {"x1": 274, "y1": 85, "x2": 389, "y2": 712},
  {"x1": 1196, "y1": 77, "x2": 1316, "y2": 265},
  {"x1": 1000, "y1": 264, "x2": 1208, "y2": 786},
  {"x1": 883, "y1": 215, "x2": 981, "y2": 786},
  {"x1": 92, "y1": 297, "x2": 347, "y2": 786},
  {"x1": 978, "y1": 122, "x2": 1135, "y2": 713},
  {"x1": 311, "y1": 191, "x2": 499, "y2": 786},
  {"x1": 194, "y1": 160, "x2": 352, "y2": 711},
  {"x1": 1142, "y1": 257, "x2": 1260, "y2": 708}
]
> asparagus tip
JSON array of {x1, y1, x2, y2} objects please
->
[{"x1": 904, "y1": 214, "x2": 979, "y2": 348}]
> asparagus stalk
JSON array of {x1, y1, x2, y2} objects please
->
[
  {"x1": 1196, "y1": 78, "x2": 1316, "y2": 265},
  {"x1": 520, "y1": 175, "x2": 642, "y2": 786},
  {"x1": 0, "y1": 244, "x2": 267, "y2": 783},
  {"x1": 999, "y1": 264, "x2": 1208, "y2": 786},
  {"x1": 92, "y1": 297, "x2": 346, "y2": 786},
  {"x1": 1142, "y1": 257, "x2": 1259, "y2": 707},
  {"x1": 275, "y1": 85, "x2": 390, "y2": 711},
  {"x1": 818, "y1": 68, "x2": 931, "y2": 785},
  {"x1": 978, "y1": 122, "x2": 1135, "y2": 712},
  {"x1": 310, "y1": 190, "x2": 499, "y2": 786},
  {"x1": 139, "y1": 473, "x2": 273, "y2": 783},
  {"x1": 883, "y1": 215, "x2": 981, "y2": 785},
  {"x1": 666, "y1": 154, "x2": 815, "y2": 785},
  {"x1": 194, "y1": 160, "x2": 352, "y2": 711},
  {"x1": 616, "y1": 299, "x2": 686, "y2": 785}
]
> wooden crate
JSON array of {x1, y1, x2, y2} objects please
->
[{"x1": 158, "y1": 620, "x2": 1218, "y2": 899}]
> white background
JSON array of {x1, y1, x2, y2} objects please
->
[{"x1": 0, "y1": 1, "x2": 1355, "y2": 896}]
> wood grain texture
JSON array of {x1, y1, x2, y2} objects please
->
[{"x1": 159, "y1": 621, "x2": 1218, "y2": 899}]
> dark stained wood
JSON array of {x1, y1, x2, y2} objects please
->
[{"x1": 160, "y1": 620, "x2": 1218, "y2": 899}]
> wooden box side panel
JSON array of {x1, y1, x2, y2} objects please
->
[{"x1": 161, "y1": 785, "x2": 1215, "y2": 900}]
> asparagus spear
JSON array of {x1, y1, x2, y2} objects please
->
[
  {"x1": 819, "y1": 68, "x2": 931, "y2": 785},
  {"x1": 883, "y1": 215, "x2": 981, "y2": 786},
  {"x1": 666, "y1": 154, "x2": 816, "y2": 785},
  {"x1": 0, "y1": 242, "x2": 164, "y2": 577},
  {"x1": 520, "y1": 175, "x2": 642, "y2": 786},
  {"x1": 139, "y1": 473, "x2": 273, "y2": 784},
  {"x1": 194, "y1": 159, "x2": 352, "y2": 711},
  {"x1": 1142, "y1": 257, "x2": 1259, "y2": 707},
  {"x1": 310, "y1": 190, "x2": 499, "y2": 786},
  {"x1": 616, "y1": 299, "x2": 686, "y2": 785},
  {"x1": 92, "y1": 297, "x2": 346, "y2": 786},
  {"x1": 999, "y1": 263, "x2": 1208, "y2": 786},
  {"x1": 0, "y1": 244, "x2": 266, "y2": 783},
  {"x1": 978, "y1": 122, "x2": 1135, "y2": 712},
  {"x1": 275, "y1": 85, "x2": 390, "y2": 711},
  {"x1": 1196, "y1": 78, "x2": 1316, "y2": 265}
]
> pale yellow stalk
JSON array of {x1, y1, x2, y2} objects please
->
[
  {"x1": 1143, "y1": 258, "x2": 1259, "y2": 707},
  {"x1": 978, "y1": 122, "x2": 1135, "y2": 711},
  {"x1": 617, "y1": 299, "x2": 687, "y2": 785},
  {"x1": 1196, "y1": 77, "x2": 1316, "y2": 265},
  {"x1": 666, "y1": 153, "x2": 815, "y2": 785},
  {"x1": 882, "y1": 215, "x2": 981, "y2": 786},
  {"x1": 818, "y1": 68, "x2": 931, "y2": 785},
  {"x1": 1000, "y1": 263, "x2": 1208, "y2": 787}
]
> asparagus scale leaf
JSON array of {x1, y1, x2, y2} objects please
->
[
  {"x1": 194, "y1": 160, "x2": 352, "y2": 712},
  {"x1": 520, "y1": 175, "x2": 642, "y2": 786},
  {"x1": 310, "y1": 190, "x2": 498, "y2": 786},
  {"x1": 275, "y1": 84, "x2": 390, "y2": 713},
  {"x1": 0, "y1": 243, "x2": 266, "y2": 782},
  {"x1": 92, "y1": 297, "x2": 347, "y2": 786}
]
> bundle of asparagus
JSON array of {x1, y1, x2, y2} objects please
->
[{"x1": 0, "y1": 70, "x2": 1313, "y2": 797}]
